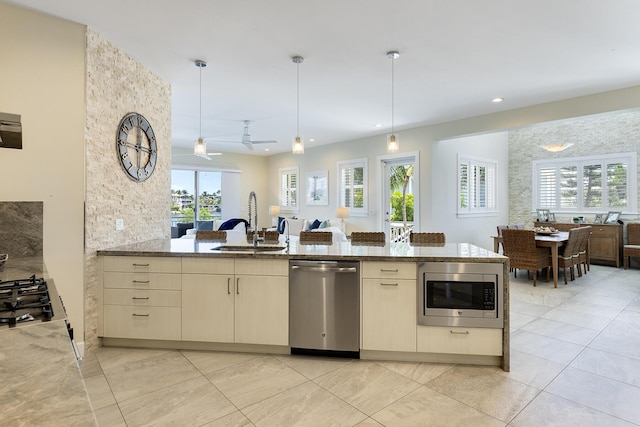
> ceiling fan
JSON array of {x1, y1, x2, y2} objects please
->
[{"x1": 207, "y1": 120, "x2": 277, "y2": 151}]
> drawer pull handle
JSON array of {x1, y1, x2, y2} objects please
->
[
  {"x1": 132, "y1": 280, "x2": 150, "y2": 284},
  {"x1": 132, "y1": 313, "x2": 149, "y2": 317},
  {"x1": 450, "y1": 330, "x2": 470, "y2": 335},
  {"x1": 381, "y1": 282, "x2": 399, "y2": 286},
  {"x1": 227, "y1": 278, "x2": 231, "y2": 295},
  {"x1": 132, "y1": 263, "x2": 150, "y2": 267},
  {"x1": 380, "y1": 269, "x2": 399, "y2": 273},
  {"x1": 132, "y1": 297, "x2": 149, "y2": 300},
  {"x1": 236, "y1": 278, "x2": 240, "y2": 295}
]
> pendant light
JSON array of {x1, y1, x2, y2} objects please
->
[
  {"x1": 386, "y1": 51, "x2": 399, "y2": 153},
  {"x1": 194, "y1": 59, "x2": 207, "y2": 156},
  {"x1": 292, "y1": 55, "x2": 304, "y2": 154}
]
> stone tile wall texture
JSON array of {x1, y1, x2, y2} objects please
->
[
  {"x1": 0, "y1": 202, "x2": 43, "y2": 258},
  {"x1": 84, "y1": 29, "x2": 171, "y2": 349},
  {"x1": 508, "y1": 109, "x2": 640, "y2": 227}
]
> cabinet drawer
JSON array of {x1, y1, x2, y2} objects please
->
[
  {"x1": 104, "y1": 289, "x2": 181, "y2": 307},
  {"x1": 182, "y1": 257, "x2": 234, "y2": 275},
  {"x1": 235, "y1": 258, "x2": 288, "y2": 276},
  {"x1": 103, "y1": 256, "x2": 181, "y2": 273},
  {"x1": 362, "y1": 262, "x2": 416, "y2": 279},
  {"x1": 103, "y1": 305, "x2": 181, "y2": 340},
  {"x1": 103, "y1": 272, "x2": 181, "y2": 290},
  {"x1": 417, "y1": 326, "x2": 502, "y2": 356}
]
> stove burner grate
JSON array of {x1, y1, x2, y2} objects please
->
[{"x1": 0, "y1": 275, "x2": 54, "y2": 327}]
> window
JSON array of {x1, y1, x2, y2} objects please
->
[
  {"x1": 171, "y1": 168, "x2": 241, "y2": 226},
  {"x1": 279, "y1": 166, "x2": 299, "y2": 212},
  {"x1": 533, "y1": 152, "x2": 637, "y2": 213},
  {"x1": 458, "y1": 155, "x2": 497, "y2": 216},
  {"x1": 338, "y1": 158, "x2": 367, "y2": 216}
]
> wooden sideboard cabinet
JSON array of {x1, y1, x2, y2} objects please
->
[{"x1": 535, "y1": 222, "x2": 622, "y2": 267}]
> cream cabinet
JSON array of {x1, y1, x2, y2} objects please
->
[
  {"x1": 181, "y1": 258, "x2": 235, "y2": 342},
  {"x1": 417, "y1": 326, "x2": 502, "y2": 356},
  {"x1": 181, "y1": 258, "x2": 288, "y2": 346},
  {"x1": 361, "y1": 261, "x2": 417, "y2": 352},
  {"x1": 102, "y1": 256, "x2": 182, "y2": 340}
]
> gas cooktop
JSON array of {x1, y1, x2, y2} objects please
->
[{"x1": 0, "y1": 275, "x2": 60, "y2": 328}]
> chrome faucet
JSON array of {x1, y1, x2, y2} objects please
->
[
  {"x1": 248, "y1": 191, "x2": 263, "y2": 246},
  {"x1": 282, "y1": 218, "x2": 290, "y2": 251}
]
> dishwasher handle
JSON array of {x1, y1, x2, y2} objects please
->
[{"x1": 291, "y1": 265, "x2": 357, "y2": 273}]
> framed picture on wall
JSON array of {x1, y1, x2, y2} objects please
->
[
  {"x1": 306, "y1": 170, "x2": 328, "y2": 205},
  {"x1": 604, "y1": 211, "x2": 621, "y2": 224}
]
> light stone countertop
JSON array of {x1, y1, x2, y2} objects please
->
[
  {"x1": 97, "y1": 237, "x2": 508, "y2": 264},
  {"x1": 0, "y1": 257, "x2": 96, "y2": 426}
]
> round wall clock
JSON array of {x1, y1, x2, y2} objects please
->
[{"x1": 115, "y1": 112, "x2": 157, "y2": 182}]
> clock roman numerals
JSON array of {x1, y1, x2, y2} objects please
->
[{"x1": 115, "y1": 113, "x2": 157, "y2": 182}]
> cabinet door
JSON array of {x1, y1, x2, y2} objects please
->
[
  {"x1": 362, "y1": 278, "x2": 417, "y2": 352},
  {"x1": 234, "y1": 276, "x2": 288, "y2": 346},
  {"x1": 182, "y1": 274, "x2": 234, "y2": 343}
]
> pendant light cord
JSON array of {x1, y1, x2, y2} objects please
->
[
  {"x1": 199, "y1": 64, "x2": 202, "y2": 139},
  {"x1": 296, "y1": 60, "x2": 300, "y2": 137},
  {"x1": 391, "y1": 54, "x2": 395, "y2": 135}
]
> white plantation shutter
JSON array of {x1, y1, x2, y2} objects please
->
[
  {"x1": 338, "y1": 158, "x2": 367, "y2": 215},
  {"x1": 532, "y1": 153, "x2": 636, "y2": 213},
  {"x1": 458, "y1": 155, "x2": 497, "y2": 215},
  {"x1": 279, "y1": 167, "x2": 299, "y2": 211}
]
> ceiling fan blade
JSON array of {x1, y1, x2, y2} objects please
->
[
  {"x1": 242, "y1": 141, "x2": 255, "y2": 151},
  {"x1": 249, "y1": 140, "x2": 278, "y2": 144},
  {"x1": 205, "y1": 139, "x2": 241, "y2": 143}
]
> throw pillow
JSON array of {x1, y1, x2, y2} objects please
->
[
  {"x1": 319, "y1": 219, "x2": 331, "y2": 228},
  {"x1": 277, "y1": 216, "x2": 286, "y2": 234},
  {"x1": 308, "y1": 219, "x2": 322, "y2": 230},
  {"x1": 219, "y1": 218, "x2": 249, "y2": 231}
]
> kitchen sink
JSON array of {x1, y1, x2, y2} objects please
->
[{"x1": 211, "y1": 245, "x2": 287, "y2": 252}]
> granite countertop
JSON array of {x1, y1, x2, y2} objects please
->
[
  {"x1": 0, "y1": 257, "x2": 96, "y2": 426},
  {"x1": 97, "y1": 237, "x2": 508, "y2": 263}
]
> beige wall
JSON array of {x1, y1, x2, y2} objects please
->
[
  {"x1": 84, "y1": 30, "x2": 172, "y2": 349},
  {"x1": 0, "y1": 3, "x2": 86, "y2": 341},
  {"x1": 268, "y1": 86, "x2": 640, "y2": 250}
]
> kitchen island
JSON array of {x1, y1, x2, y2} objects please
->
[
  {"x1": 0, "y1": 257, "x2": 96, "y2": 426},
  {"x1": 97, "y1": 238, "x2": 510, "y2": 371}
]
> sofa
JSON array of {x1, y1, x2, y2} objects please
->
[
  {"x1": 272, "y1": 217, "x2": 348, "y2": 244},
  {"x1": 179, "y1": 219, "x2": 248, "y2": 241}
]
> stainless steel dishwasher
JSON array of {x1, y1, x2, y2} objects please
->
[{"x1": 289, "y1": 260, "x2": 360, "y2": 358}]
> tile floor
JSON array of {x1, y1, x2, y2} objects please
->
[{"x1": 81, "y1": 264, "x2": 640, "y2": 426}]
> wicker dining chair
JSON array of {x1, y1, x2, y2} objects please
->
[
  {"x1": 501, "y1": 229, "x2": 551, "y2": 286},
  {"x1": 409, "y1": 232, "x2": 446, "y2": 245},
  {"x1": 556, "y1": 227, "x2": 583, "y2": 284},
  {"x1": 623, "y1": 223, "x2": 640, "y2": 270},
  {"x1": 575, "y1": 226, "x2": 592, "y2": 276},
  {"x1": 350, "y1": 232, "x2": 385, "y2": 244},
  {"x1": 195, "y1": 230, "x2": 227, "y2": 241},
  {"x1": 299, "y1": 231, "x2": 332, "y2": 244}
]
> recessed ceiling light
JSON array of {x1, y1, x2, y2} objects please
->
[
  {"x1": 492, "y1": 97, "x2": 504, "y2": 103},
  {"x1": 375, "y1": 123, "x2": 383, "y2": 128},
  {"x1": 309, "y1": 138, "x2": 315, "y2": 142},
  {"x1": 264, "y1": 148, "x2": 270, "y2": 151}
]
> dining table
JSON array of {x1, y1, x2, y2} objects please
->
[{"x1": 492, "y1": 231, "x2": 569, "y2": 288}]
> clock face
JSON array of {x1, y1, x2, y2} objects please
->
[{"x1": 116, "y1": 112, "x2": 158, "y2": 182}]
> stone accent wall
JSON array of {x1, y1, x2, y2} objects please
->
[
  {"x1": 508, "y1": 109, "x2": 640, "y2": 227},
  {"x1": 84, "y1": 29, "x2": 171, "y2": 349}
]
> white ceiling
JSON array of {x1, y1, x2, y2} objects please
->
[{"x1": 6, "y1": 0, "x2": 640, "y2": 156}]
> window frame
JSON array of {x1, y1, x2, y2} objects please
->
[
  {"x1": 279, "y1": 166, "x2": 299, "y2": 213},
  {"x1": 337, "y1": 158, "x2": 368, "y2": 217},
  {"x1": 532, "y1": 152, "x2": 637, "y2": 214},
  {"x1": 457, "y1": 154, "x2": 498, "y2": 218}
]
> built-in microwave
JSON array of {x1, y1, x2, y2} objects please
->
[{"x1": 417, "y1": 262, "x2": 503, "y2": 328}]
